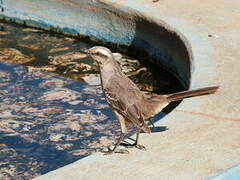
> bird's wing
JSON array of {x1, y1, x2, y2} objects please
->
[
  {"x1": 104, "y1": 77, "x2": 150, "y2": 133},
  {"x1": 125, "y1": 103, "x2": 151, "y2": 134}
]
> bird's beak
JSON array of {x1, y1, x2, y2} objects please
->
[
  {"x1": 79, "y1": 48, "x2": 88, "y2": 54},
  {"x1": 80, "y1": 48, "x2": 97, "y2": 55}
]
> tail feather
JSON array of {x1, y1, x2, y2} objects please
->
[{"x1": 167, "y1": 86, "x2": 219, "y2": 102}]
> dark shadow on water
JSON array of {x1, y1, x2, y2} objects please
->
[
  {"x1": 0, "y1": 134, "x2": 78, "y2": 174},
  {"x1": 0, "y1": 61, "x2": 119, "y2": 179}
]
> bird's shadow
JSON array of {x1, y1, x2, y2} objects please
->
[
  {"x1": 120, "y1": 126, "x2": 168, "y2": 146},
  {"x1": 149, "y1": 126, "x2": 168, "y2": 133}
]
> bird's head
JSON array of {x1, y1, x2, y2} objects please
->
[{"x1": 81, "y1": 46, "x2": 113, "y2": 65}]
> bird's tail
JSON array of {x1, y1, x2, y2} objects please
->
[{"x1": 167, "y1": 86, "x2": 219, "y2": 102}]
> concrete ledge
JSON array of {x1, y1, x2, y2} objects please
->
[
  {"x1": 1, "y1": 0, "x2": 240, "y2": 179},
  {"x1": 208, "y1": 163, "x2": 240, "y2": 180}
]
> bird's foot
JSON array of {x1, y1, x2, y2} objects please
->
[
  {"x1": 101, "y1": 147, "x2": 129, "y2": 155},
  {"x1": 147, "y1": 118, "x2": 155, "y2": 128},
  {"x1": 134, "y1": 144, "x2": 146, "y2": 151},
  {"x1": 124, "y1": 143, "x2": 146, "y2": 151}
]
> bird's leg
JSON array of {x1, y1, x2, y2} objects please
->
[
  {"x1": 146, "y1": 117, "x2": 155, "y2": 127},
  {"x1": 103, "y1": 132, "x2": 129, "y2": 155},
  {"x1": 103, "y1": 111, "x2": 129, "y2": 154},
  {"x1": 133, "y1": 128, "x2": 146, "y2": 150},
  {"x1": 126, "y1": 128, "x2": 146, "y2": 151}
]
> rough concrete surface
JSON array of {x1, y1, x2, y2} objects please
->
[{"x1": 1, "y1": 0, "x2": 240, "y2": 179}]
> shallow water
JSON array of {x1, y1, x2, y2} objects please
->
[{"x1": 0, "y1": 21, "x2": 184, "y2": 179}]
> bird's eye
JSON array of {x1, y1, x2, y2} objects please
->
[{"x1": 96, "y1": 52, "x2": 106, "y2": 57}]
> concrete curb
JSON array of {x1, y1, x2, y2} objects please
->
[{"x1": 208, "y1": 163, "x2": 240, "y2": 180}]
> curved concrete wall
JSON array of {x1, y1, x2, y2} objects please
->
[{"x1": 0, "y1": 0, "x2": 192, "y2": 87}]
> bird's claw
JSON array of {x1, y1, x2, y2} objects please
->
[
  {"x1": 125, "y1": 143, "x2": 146, "y2": 151},
  {"x1": 135, "y1": 144, "x2": 146, "y2": 151},
  {"x1": 101, "y1": 147, "x2": 129, "y2": 155}
]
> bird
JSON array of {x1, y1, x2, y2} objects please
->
[{"x1": 81, "y1": 46, "x2": 219, "y2": 154}]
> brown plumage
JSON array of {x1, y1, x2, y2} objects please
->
[{"x1": 82, "y1": 46, "x2": 219, "y2": 154}]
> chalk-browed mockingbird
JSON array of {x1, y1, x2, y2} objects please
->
[{"x1": 81, "y1": 46, "x2": 219, "y2": 154}]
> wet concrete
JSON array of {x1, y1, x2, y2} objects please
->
[{"x1": 0, "y1": 21, "x2": 184, "y2": 179}]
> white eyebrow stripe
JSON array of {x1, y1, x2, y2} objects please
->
[{"x1": 97, "y1": 49, "x2": 111, "y2": 57}]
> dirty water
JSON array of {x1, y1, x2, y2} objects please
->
[{"x1": 0, "y1": 21, "x2": 184, "y2": 179}]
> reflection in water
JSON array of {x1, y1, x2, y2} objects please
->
[
  {"x1": 0, "y1": 62, "x2": 120, "y2": 179},
  {"x1": 0, "y1": 21, "x2": 184, "y2": 179}
]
